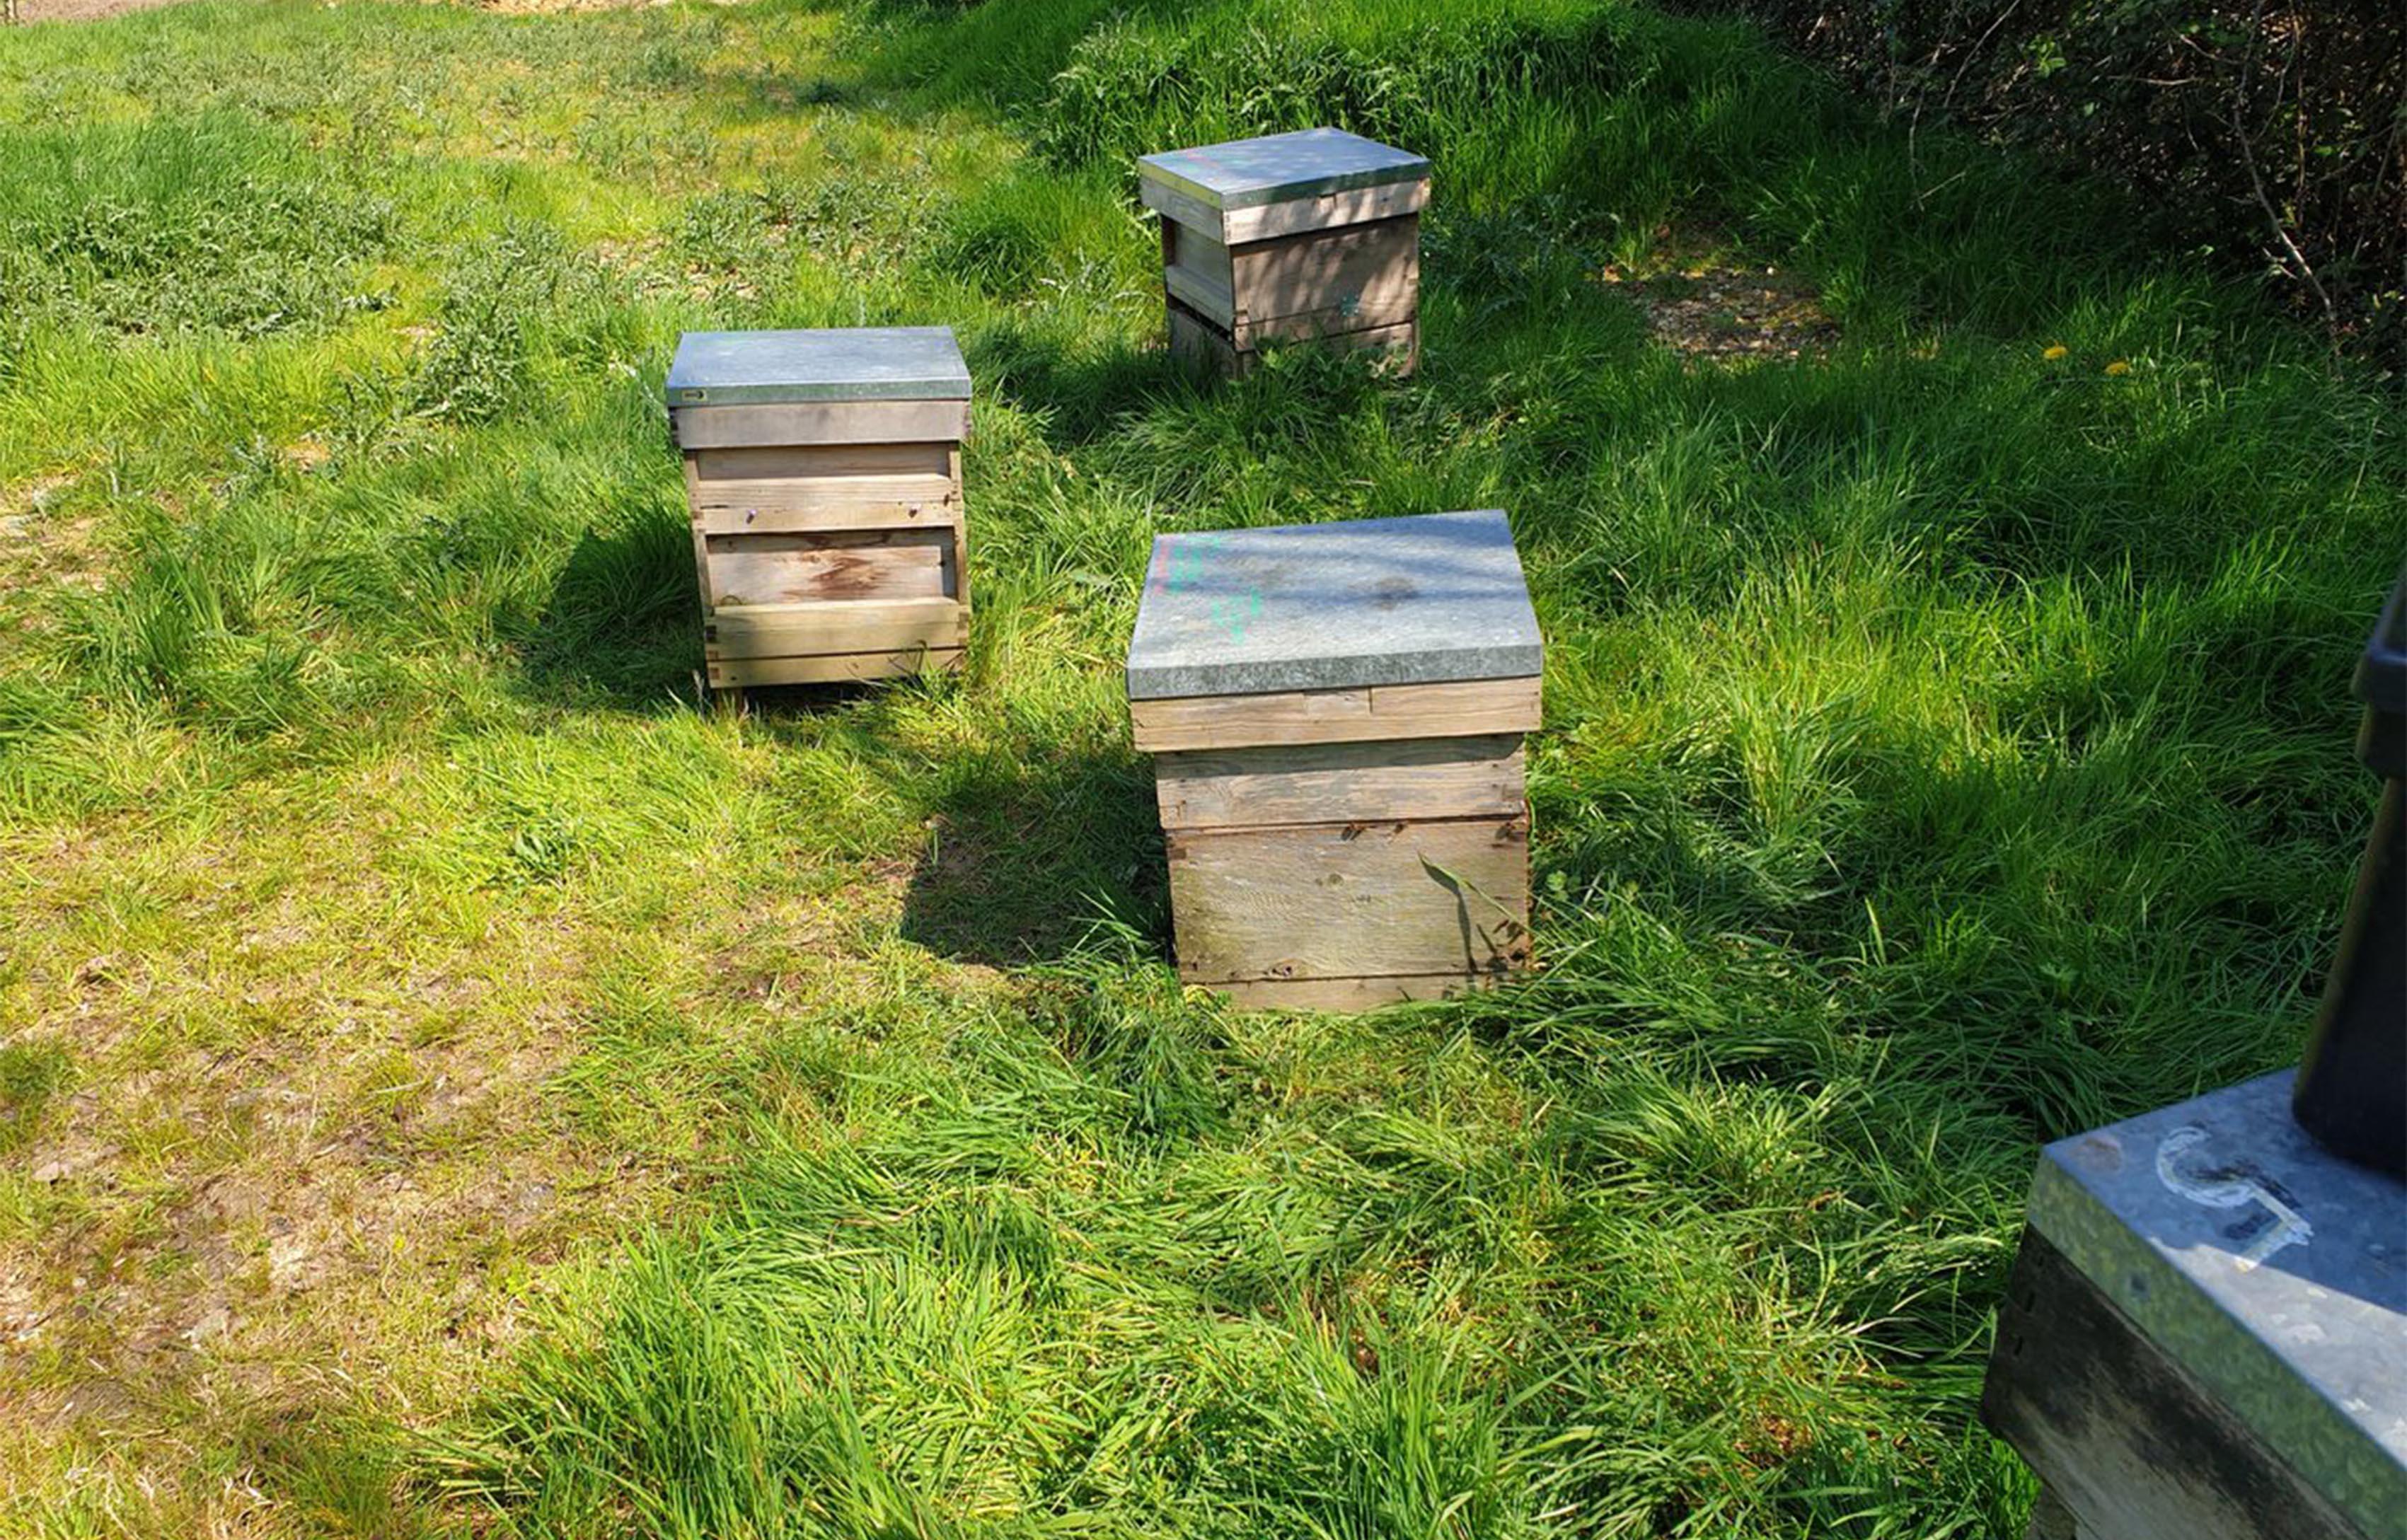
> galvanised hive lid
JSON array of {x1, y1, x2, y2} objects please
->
[
  {"x1": 1137, "y1": 128, "x2": 1429, "y2": 212},
  {"x1": 1126, "y1": 509, "x2": 1542, "y2": 700},
  {"x1": 2028, "y1": 1070, "x2": 2406, "y2": 1538},
  {"x1": 666, "y1": 327, "x2": 971, "y2": 408}
]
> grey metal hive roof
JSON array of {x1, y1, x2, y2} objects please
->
[
  {"x1": 1136, "y1": 128, "x2": 1429, "y2": 212},
  {"x1": 665, "y1": 327, "x2": 971, "y2": 407},
  {"x1": 1125, "y1": 509, "x2": 1542, "y2": 700},
  {"x1": 2027, "y1": 1070, "x2": 2406, "y2": 1540}
]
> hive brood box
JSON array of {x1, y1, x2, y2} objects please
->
[
  {"x1": 1137, "y1": 127, "x2": 1430, "y2": 376},
  {"x1": 1126, "y1": 510, "x2": 1543, "y2": 1010},
  {"x1": 666, "y1": 328, "x2": 971, "y2": 692}
]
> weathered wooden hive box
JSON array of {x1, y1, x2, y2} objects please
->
[
  {"x1": 666, "y1": 327, "x2": 971, "y2": 692},
  {"x1": 1138, "y1": 127, "x2": 1430, "y2": 376},
  {"x1": 1126, "y1": 509, "x2": 1543, "y2": 1010}
]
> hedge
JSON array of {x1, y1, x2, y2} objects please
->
[{"x1": 1670, "y1": 1, "x2": 2406, "y2": 357}]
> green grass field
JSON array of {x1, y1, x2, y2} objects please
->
[{"x1": 0, "y1": 0, "x2": 2399, "y2": 1534}]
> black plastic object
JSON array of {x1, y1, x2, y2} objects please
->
[{"x1": 2292, "y1": 560, "x2": 2407, "y2": 1177}]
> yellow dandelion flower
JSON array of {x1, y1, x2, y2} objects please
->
[
  {"x1": 2042, "y1": 345, "x2": 2068, "y2": 360},
  {"x1": 2105, "y1": 359, "x2": 2131, "y2": 376}
]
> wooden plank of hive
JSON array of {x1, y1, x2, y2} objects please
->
[
  {"x1": 1166, "y1": 299, "x2": 1245, "y2": 376},
  {"x1": 684, "y1": 442, "x2": 961, "y2": 533},
  {"x1": 1139, "y1": 173, "x2": 1429, "y2": 246},
  {"x1": 946, "y1": 444, "x2": 972, "y2": 616},
  {"x1": 1165, "y1": 814, "x2": 1532, "y2": 985},
  {"x1": 1211, "y1": 973, "x2": 1499, "y2": 1011},
  {"x1": 1165, "y1": 302, "x2": 1416, "y2": 378},
  {"x1": 1230, "y1": 214, "x2": 1419, "y2": 345},
  {"x1": 704, "y1": 596, "x2": 966, "y2": 659},
  {"x1": 1129, "y1": 676, "x2": 1541, "y2": 753},
  {"x1": 1222, "y1": 176, "x2": 1428, "y2": 243},
  {"x1": 703, "y1": 528, "x2": 957, "y2": 606},
  {"x1": 1154, "y1": 736, "x2": 1525, "y2": 830},
  {"x1": 681, "y1": 454, "x2": 718, "y2": 611},
  {"x1": 672, "y1": 398, "x2": 970, "y2": 451},
  {"x1": 705, "y1": 649, "x2": 964, "y2": 689},
  {"x1": 1983, "y1": 1228, "x2": 2369, "y2": 1540},
  {"x1": 1163, "y1": 221, "x2": 1239, "y2": 329}
]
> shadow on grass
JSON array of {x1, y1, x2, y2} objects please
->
[
  {"x1": 900, "y1": 741, "x2": 1167, "y2": 967},
  {"x1": 233, "y1": 1401, "x2": 437, "y2": 1540},
  {"x1": 968, "y1": 320, "x2": 1205, "y2": 451},
  {"x1": 515, "y1": 515, "x2": 701, "y2": 712}
]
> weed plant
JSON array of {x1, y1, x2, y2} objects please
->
[{"x1": 0, "y1": 1, "x2": 2397, "y2": 1536}]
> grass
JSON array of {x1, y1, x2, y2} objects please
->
[{"x1": 0, "y1": 0, "x2": 2398, "y2": 1534}]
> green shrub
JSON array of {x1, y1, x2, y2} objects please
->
[{"x1": 1670, "y1": 0, "x2": 2407, "y2": 353}]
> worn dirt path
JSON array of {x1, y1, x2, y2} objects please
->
[{"x1": 11, "y1": 0, "x2": 190, "y2": 21}]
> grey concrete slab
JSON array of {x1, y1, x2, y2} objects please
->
[
  {"x1": 666, "y1": 327, "x2": 971, "y2": 407},
  {"x1": 2028, "y1": 1070, "x2": 2406, "y2": 1539},
  {"x1": 1126, "y1": 509, "x2": 1542, "y2": 700},
  {"x1": 1138, "y1": 128, "x2": 1428, "y2": 212}
]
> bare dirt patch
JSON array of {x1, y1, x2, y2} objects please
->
[
  {"x1": 8, "y1": 0, "x2": 189, "y2": 21},
  {"x1": 4, "y1": 0, "x2": 658, "y2": 21},
  {"x1": 0, "y1": 764, "x2": 682, "y2": 1500},
  {"x1": 0, "y1": 474, "x2": 110, "y2": 641},
  {"x1": 1603, "y1": 246, "x2": 1840, "y2": 363}
]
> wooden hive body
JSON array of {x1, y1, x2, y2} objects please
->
[
  {"x1": 1138, "y1": 129, "x2": 1430, "y2": 378},
  {"x1": 666, "y1": 328, "x2": 971, "y2": 691},
  {"x1": 1126, "y1": 511, "x2": 1543, "y2": 1010}
]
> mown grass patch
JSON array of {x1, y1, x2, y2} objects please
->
[{"x1": 0, "y1": 0, "x2": 2396, "y2": 1536}]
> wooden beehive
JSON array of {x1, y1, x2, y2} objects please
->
[
  {"x1": 1126, "y1": 510, "x2": 1543, "y2": 1010},
  {"x1": 666, "y1": 327, "x2": 971, "y2": 693},
  {"x1": 1138, "y1": 127, "x2": 1430, "y2": 377}
]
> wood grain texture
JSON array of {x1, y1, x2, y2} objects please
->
[
  {"x1": 1138, "y1": 178, "x2": 1227, "y2": 245},
  {"x1": 1142, "y1": 175, "x2": 1428, "y2": 246},
  {"x1": 672, "y1": 399, "x2": 969, "y2": 450},
  {"x1": 704, "y1": 597, "x2": 966, "y2": 659},
  {"x1": 1315, "y1": 316, "x2": 1419, "y2": 373},
  {"x1": 1131, "y1": 676, "x2": 1540, "y2": 752},
  {"x1": 946, "y1": 444, "x2": 973, "y2": 616},
  {"x1": 1167, "y1": 298, "x2": 1247, "y2": 377},
  {"x1": 1230, "y1": 214, "x2": 1418, "y2": 344},
  {"x1": 1166, "y1": 815, "x2": 1531, "y2": 984},
  {"x1": 1163, "y1": 220, "x2": 1237, "y2": 328},
  {"x1": 1211, "y1": 971, "x2": 1500, "y2": 1012},
  {"x1": 1981, "y1": 1228, "x2": 2371, "y2": 1540},
  {"x1": 1223, "y1": 176, "x2": 1428, "y2": 243},
  {"x1": 1165, "y1": 298, "x2": 1416, "y2": 379},
  {"x1": 682, "y1": 456, "x2": 717, "y2": 611},
  {"x1": 703, "y1": 528, "x2": 955, "y2": 606},
  {"x1": 686, "y1": 441, "x2": 959, "y2": 533},
  {"x1": 707, "y1": 648, "x2": 963, "y2": 690},
  {"x1": 1155, "y1": 735, "x2": 1525, "y2": 830}
]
